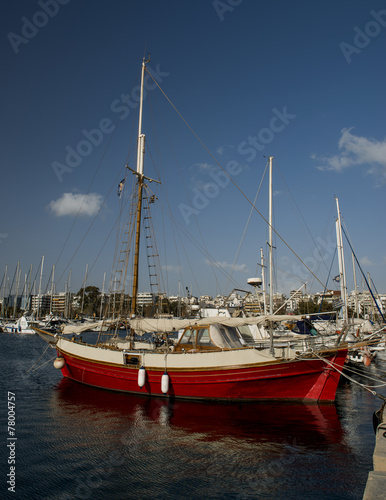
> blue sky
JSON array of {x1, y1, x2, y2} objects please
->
[{"x1": 1, "y1": 0, "x2": 385, "y2": 301}]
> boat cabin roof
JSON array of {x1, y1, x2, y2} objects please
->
[{"x1": 174, "y1": 323, "x2": 246, "y2": 352}]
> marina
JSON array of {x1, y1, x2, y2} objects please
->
[{"x1": 2, "y1": 2, "x2": 385, "y2": 499}]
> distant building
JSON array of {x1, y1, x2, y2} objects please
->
[
  {"x1": 31, "y1": 294, "x2": 52, "y2": 315},
  {"x1": 137, "y1": 292, "x2": 155, "y2": 306}
]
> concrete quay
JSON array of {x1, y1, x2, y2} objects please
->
[{"x1": 363, "y1": 403, "x2": 386, "y2": 499}]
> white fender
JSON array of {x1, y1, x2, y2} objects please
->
[
  {"x1": 53, "y1": 357, "x2": 65, "y2": 370},
  {"x1": 138, "y1": 366, "x2": 146, "y2": 388},
  {"x1": 161, "y1": 371, "x2": 169, "y2": 394}
]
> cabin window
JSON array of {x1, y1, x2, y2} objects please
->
[
  {"x1": 196, "y1": 328, "x2": 214, "y2": 346},
  {"x1": 179, "y1": 328, "x2": 195, "y2": 345}
]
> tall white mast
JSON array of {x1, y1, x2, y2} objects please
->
[
  {"x1": 67, "y1": 269, "x2": 72, "y2": 318},
  {"x1": 38, "y1": 255, "x2": 44, "y2": 318},
  {"x1": 13, "y1": 262, "x2": 20, "y2": 318},
  {"x1": 136, "y1": 58, "x2": 146, "y2": 176},
  {"x1": 260, "y1": 247, "x2": 267, "y2": 315},
  {"x1": 1, "y1": 265, "x2": 7, "y2": 317},
  {"x1": 50, "y1": 264, "x2": 55, "y2": 314},
  {"x1": 268, "y1": 156, "x2": 274, "y2": 315},
  {"x1": 352, "y1": 252, "x2": 359, "y2": 318},
  {"x1": 100, "y1": 271, "x2": 106, "y2": 320},
  {"x1": 81, "y1": 264, "x2": 88, "y2": 314},
  {"x1": 335, "y1": 197, "x2": 348, "y2": 324}
]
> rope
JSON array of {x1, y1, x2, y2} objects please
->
[
  {"x1": 27, "y1": 354, "x2": 58, "y2": 374},
  {"x1": 342, "y1": 362, "x2": 386, "y2": 384},
  {"x1": 26, "y1": 345, "x2": 52, "y2": 373},
  {"x1": 299, "y1": 349, "x2": 386, "y2": 398}
]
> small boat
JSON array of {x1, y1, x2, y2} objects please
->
[
  {"x1": 4, "y1": 315, "x2": 36, "y2": 334},
  {"x1": 36, "y1": 57, "x2": 347, "y2": 402}
]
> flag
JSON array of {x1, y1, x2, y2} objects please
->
[
  {"x1": 117, "y1": 179, "x2": 125, "y2": 198},
  {"x1": 333, "y1": 299, "x2": 344, "y2": 309},
  {"x1": 332, "y1": 275, "x2": 340, "y2": 283}
]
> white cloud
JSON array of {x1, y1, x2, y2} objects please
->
[
  {"x1": 205, "y1": 259, "x2": 249, "y2": 273},
  {"x1": 312, "y1": 129, "x2": 386, "y2": 184},
  {"x1": 194, "y1": 162, "x2": 214, "y2": 172},
  {"x1": 359, "y1": 256, "x2": 373, "y2": 267},
  {"x1": 48, "y1": 193, "x2": 104, "y2": 217},
  {"x1": 162, "y1": 264, "x2": 181, "y2": 274}
]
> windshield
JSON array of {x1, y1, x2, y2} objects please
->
[{"x1": 210, "y1": 324, "x2": 244, "y2": 349}]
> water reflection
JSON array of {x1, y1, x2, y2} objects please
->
[
  {"x1": 52, "y1": 378, "x2": 345, "y2": 448},
  {"x1": 47, "y1": 380, "x2": 357, "y2": 498}
]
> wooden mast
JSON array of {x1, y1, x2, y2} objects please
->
[{"x1": 131, "y1": 57, "x2": 147, "y2": 316}]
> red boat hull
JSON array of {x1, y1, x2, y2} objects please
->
[{"x1": 57, "y1": 347, "x2": 347, "y2": 402}]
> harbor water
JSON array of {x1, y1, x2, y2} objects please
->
[{"x1": 1, "y1": 332, "x2": 384, "y2": 499}]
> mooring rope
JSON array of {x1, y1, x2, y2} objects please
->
[
  {"x1": 296, "y1": 349, "x2": 386, "y2": 399},
  {"x1": 26, "y1": 345, "x2": 56, "y2": 374},
  {"x1": 27, "y1": 355, "x2": 58, "y2": 374}
]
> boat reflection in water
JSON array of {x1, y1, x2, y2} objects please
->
[
  {"x1": 47, "y1": 379, "x2": 353, "y2": 499},
  {"x1": 53, "y1": 378, "x2": 344, "y2": 445}
]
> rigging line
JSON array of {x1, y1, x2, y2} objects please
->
[
  {"x1": 143, "y1": 185, "x2": 166, "y2": 296},
  {"x1": 267, "y1": 261, "x2": 307, "y2": 285},
  {"x1": 142, "y1": 145, "x2": 171, "y2": 295},
  {"x1": 145, "y1": 177, "x2": 227, "y2": 296},
  {"x1": 275, "y1": 163, "x2": 334, "y2": 282},
  {"x1": 224, "y1": 161, "x2": 268, "y2": 293},
  {"x1": 341, "y1": 224, "x2": 385, "y2": 322},
  {"x1": 154, "y1": 195, "x2": 245, "y2": 291},
  {"x1": 87, "y1": 185, "x2": 134, "y2": 284},
  {"x1": 110, "y1": 172, "x2": 135, "y2": 282},
  {"x1": 318, "y1": 248, "x2": 337, "y2": 313},
  {"x1": 149, "y1": 181, "x2": 186, "y2": 299},
  {"x1": 145, "y1": 143, "x2": 206, "y2": 297},
  {"x1": 145, "y1": 67, "x2": 326, "y2": 289},
  {"x1": 146, "y1": 86, "x2": 221, "y2": 294},
  {"x1": 343, "y1": 219, "x2": 384, "y2": 316}
]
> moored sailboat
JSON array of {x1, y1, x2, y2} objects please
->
[{"x1": 35, "y1": 57, "x2": 348, "y2": 402}]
